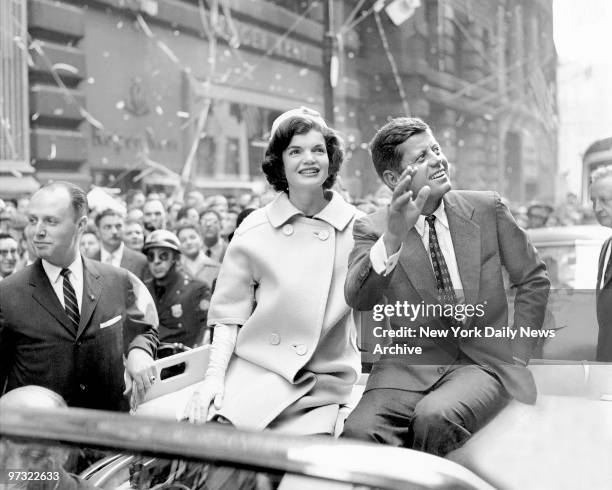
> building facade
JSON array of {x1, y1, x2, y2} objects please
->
[
  {"x1": 0, "y1": 0, "x2": 556, "y2": 202},
  {"x1": 345, "y1": 0, "x2": 558, "y2": 202}
]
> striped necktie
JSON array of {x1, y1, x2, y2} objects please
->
[{"x1": 60, "y1": 268, "x2": 80, "y2": 331}]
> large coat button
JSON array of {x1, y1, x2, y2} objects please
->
[
  {"x1": 316, "y1": 230, "x2": 329, "y2": 240},
  {"x1": 282, "y1": 224, "x2": 293, "y2": 236},
  {"x1": 293, "y1": 344, "x2": 308, "y2": 356},
  {"x1": 437, "y1": 366, "x2": 445, "y2": 375},
  {"x1": 269, "y1": 333, "x2": 281, "y2": 345}
]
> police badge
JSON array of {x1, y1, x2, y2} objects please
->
[{"x1": 171, "y1": 304, "x2": 183, "y2": 318}]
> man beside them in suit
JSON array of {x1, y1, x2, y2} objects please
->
[
  {"x1": 93, "y1": 208, "x2": 149, "y2": 281},
  {"x1": 591, "y1": 165, "x2": 612, "y2": 361},
  {"x1": 341, "y1": 117, "x2": 550, "y2": 456},
  {"x1": 0, "y1": 181, "x2": 159, "y2": 411}
]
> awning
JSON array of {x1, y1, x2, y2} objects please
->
[{"x1": 0, "y1": 175, "x2": 40, "y2": 197}]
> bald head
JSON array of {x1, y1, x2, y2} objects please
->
[
  {"x1": 0, "y1": 386, "x2": 67, "y2": 411},
  {"x1": 0, "y1": 387, "x2": 70, "y2": 473}
]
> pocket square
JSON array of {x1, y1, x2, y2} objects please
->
[{"x1": 100, "y1": 315, "x2": 121, "y2": 329}]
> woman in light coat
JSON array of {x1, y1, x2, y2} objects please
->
[{"x1": 183, "y1": 107, "x2": 362, "y2": 435}]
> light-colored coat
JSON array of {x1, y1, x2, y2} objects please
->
[
  {"x1": 208, "y1": 191, "x2": 362, "y2": 434},
  {"x1": 181, "y1": 251, "x2": 220, "y2": 290}
]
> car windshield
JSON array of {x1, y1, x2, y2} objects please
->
[
  {"x1": 0, "y1": 405, "x2": 493, "y2": 490},
  {"x1": 537, "y1": 245, "x2": 576, "y2": 289}
]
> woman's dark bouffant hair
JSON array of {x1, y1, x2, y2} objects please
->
[{"x1": 261, "y1": 117, "x2": 345, "y2": 193}]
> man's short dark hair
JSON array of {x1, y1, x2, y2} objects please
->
[
  {"x1": 94, "y1": 208, "x2": 123, "y2": 228},
  {"x1": 39, "y1": 181, "x2": 88, "y2": 221},
  {"x1": 0, "y1": 233, "x2": 16, "y2": 241},
  {"x1": 370, "y1": 117, "x2": 431, "y2": 178},
  {"x1": 176, "y1": 206, "x2": 197, "y2": 222},
  {"x1": 262, "y1": 117, "x2": 344, "y2": 193}
]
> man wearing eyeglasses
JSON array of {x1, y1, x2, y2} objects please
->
[
  {"x1": 0, "y1": 233, "x2": 19, "y2": 281},
  {"x1": 143, "y1": 230, "x2": 211, "y2": 348},
  {"x1": 591, "y1": 165, "x2": 612, "y2": 361}
]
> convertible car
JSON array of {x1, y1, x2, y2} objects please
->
[{"x1": 1, "y1": 226, "x2": 610, "y2": 489}]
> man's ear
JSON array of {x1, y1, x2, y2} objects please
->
[
  {"x1": 77, "y1": 215, "x2": 88, "y2": 233},
  {"x1": 382, "y1": 170, "x2": 399, "y2": 190}
]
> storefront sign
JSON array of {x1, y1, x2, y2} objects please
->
[
  {"x1": 214, "y1": 14, "x2": 318, "y2": 65},
  {"x1": 91, "y1": 126, "x2": 178, "y2": 155}
]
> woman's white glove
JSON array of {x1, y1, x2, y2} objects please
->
[
  {"x1": 183, "y1": 375, "x2": 225, "y2": 424},
  {"x1": 182, "y1": 323, "x2": 238, "y2": 424}
]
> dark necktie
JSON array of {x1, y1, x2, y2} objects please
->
[
  {"x1": 426, "y1": 215, "x2": 457, "y2": 307},
  {"x1": 60, "y1": 268, "x2": 80, "y2": 331},
  {"x1": 154, "y1": 284, "x2": 166, "y2": 300},
  {"x1": 603, "y1": 250, "x2": 612, "y2": 287},
  {"x1": 205, "y1": 249, "x2": 212, "y2": 258}
]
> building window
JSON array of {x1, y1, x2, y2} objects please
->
[
  {"x1": 194, "y1": 100, "x2": 278, "y2": 181},
  {"x1": 0, "y1": 0, "x2": 29, "y2": 163}
]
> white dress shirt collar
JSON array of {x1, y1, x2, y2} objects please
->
[
  {"x1": 414, "y1": 201, "x2": 449, "y2": 237},
  {"x1": 42, "y1": 255, "x2": 84, "y2": 312},
  {"x1": 101, "y1": 242, "x2": 124, "y2": 267}
]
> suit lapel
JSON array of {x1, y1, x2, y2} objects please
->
[
  {"x1": 29, "y1": 260, "x2": 75, "y2": 336},
  {"x1": 445, "y1": 193, "x2": 481, "y2": 311},
  {"x1": 365, "y1": 209, "x2": 436, "y2": 303},
  {"x1": 398, "y1": 229, "x2": 438, "y2": 303},
  {"x1": 120, "y1": 248, "x2": 131, "y2": 270},
  {"x1": 78, "y1": 258, "x2": 102, "y2": 338},
  {"x1": 598, "y1": 237, "x2": 612, "y2": 292},
  {"x1": 394, "y1": 193, "x2": 482, "y2": 310},
  {"x1": 596, "y1": 239, "x2": 605, "y2": 291},
  {"x1": 604, "y1": 238, "x2": 612, "y2": 290}
]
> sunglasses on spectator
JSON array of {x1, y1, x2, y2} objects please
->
[{"x1": 146, "y1": 250, "x2": 173, "y2": 262}]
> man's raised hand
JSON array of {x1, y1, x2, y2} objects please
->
[{"x1": 384, "y1": 165, "x2": 431, "y2": 254}]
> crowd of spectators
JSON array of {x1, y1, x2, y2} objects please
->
[{"x1": 0, "y1": 186, "x2": 600, "y2": 285}]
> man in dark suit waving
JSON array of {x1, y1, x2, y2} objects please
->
[
  {"x1": 341, "y1": 118, "x2": 549, "y2": 455},
  {"x1": 591, "y1": 165, "x2": 612, "y2": 361},
  {"x1": 0, "y1": 181, "x2": 159, "y2": 411}
]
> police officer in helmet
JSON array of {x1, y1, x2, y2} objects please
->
[{"x1": 143, "y1": 230, "x2": 211, "y2": 350}]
